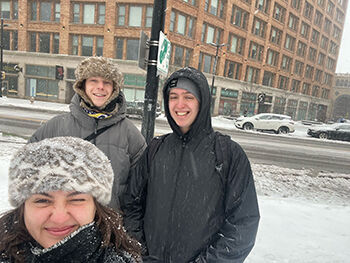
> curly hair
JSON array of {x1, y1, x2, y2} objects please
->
[{"x1": 0, "y1": 200, "x2": 141, "y2": 262}]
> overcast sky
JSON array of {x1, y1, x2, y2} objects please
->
[{"x1": 336, "y1": 11, "x2": 350, "y2": 73}]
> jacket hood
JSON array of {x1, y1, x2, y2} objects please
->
[{"x1": 163, "y1": 67, "x2": 213, "y2": 138}]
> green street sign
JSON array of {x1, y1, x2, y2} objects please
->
[{"x1": 157, "y1": 31, "x2": 171, "y2": 76}]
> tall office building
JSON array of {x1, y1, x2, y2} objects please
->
[{"x1": 1, "y1": 0, "x2": 348, "y2": 121}]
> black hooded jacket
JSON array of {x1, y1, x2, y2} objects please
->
[{"x1": 121, "y1": 67, "x2": 260, "y2": 262}]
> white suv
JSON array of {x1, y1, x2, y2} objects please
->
[{"x1": 234, "y1": 113, "x2": 295, "y2": 134}]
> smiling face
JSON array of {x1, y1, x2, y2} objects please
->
[
  {"x1": 24, "y1": 191, "x2": 96, "y2": 248},
  {"x1": 85, "y1": 77, "x2": 114, "y2": 108},
  {"x1": 168, "y1": 88, "x2": 200, "y2": 134}
]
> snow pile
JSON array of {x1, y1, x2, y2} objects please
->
[{"x1": 252, "y1": 164, "x2": 350, "y2": 206}]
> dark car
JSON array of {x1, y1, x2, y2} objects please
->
[
  {"x1": 126, "y1": 101, "x2": 161, "y2": 119},
  {"x1": 307, "y1": 123, "x2": 350, "y2": 142}
]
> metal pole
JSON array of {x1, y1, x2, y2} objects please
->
[
  {"x1": 141, "y1": 0, "x2": 167, "y2": 144},
  {"x1": 210, "y1": 45, "x2": 220, "y2": 97},
  {"x1": 0, "y1": 18, "x2": 3, "y2": 97}
]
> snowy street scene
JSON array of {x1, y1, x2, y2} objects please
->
[{"x1": 1, "y1": 98, "x2": 349, "y2": 262}]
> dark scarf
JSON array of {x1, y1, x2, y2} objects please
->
[{"x1": 80, "y1": 94, "x2": 122, "y2": 119}]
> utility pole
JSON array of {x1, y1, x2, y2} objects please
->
[
  {"x1": 141, "y1": 0, "x2": 167, "y2": 144},
  {"x1": 210, "y1": 43, "x2": 226, "y2": 98},
  {"x1": 0, "y1": 19, "x2": 4, "y2": 97}
]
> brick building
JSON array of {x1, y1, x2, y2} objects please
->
[{"x1": 0, "y1": 0, "x2": 348, "y2": 121}]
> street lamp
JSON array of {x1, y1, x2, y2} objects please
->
[
  {"x1": 210, "y1": 42, "x2": 226, "y2": 97},
  {"x1": 0, "y1": 18, "x2": 9, "y2": 97}
]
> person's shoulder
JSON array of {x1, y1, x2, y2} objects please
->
[{"x1": 102, "y1": 247, "x2": 138, "y2": 263}]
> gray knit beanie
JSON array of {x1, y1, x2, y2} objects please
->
[
  {"x1": 8, "y1": 137, "x2": 114, "y2": 207},
  {"x1": 168, "y1": 77, "x2": 201, "y2": 103},
  {"x1": 73, "y1": 56, "x2": 123, "y2": 110}
]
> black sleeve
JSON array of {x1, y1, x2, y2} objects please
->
[
  {"x1": 120, "y1": 149, "x2": 149, "y2": 248},
  {"x1": 193, "y1": 142, "x2": 260, "y2": 263}
]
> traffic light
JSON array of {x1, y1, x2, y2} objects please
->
[
  {"x1": 258, "y1": 93, "x2": 266, "y2": 104},
  {"x1": 55, "y1": 65, "x2": 64, "y2": 80},
  {"x1": 0, "y1": 71, "x2": 5, "y2": 80}
]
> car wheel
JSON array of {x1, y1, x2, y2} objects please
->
[
  {"x1": 319, "y1": 132, "x2": 328, "y2": 139},
  {"x1": 278, "y1": 126, "x2": 289, "y2": 134},
  {"x1": 243, "y1": 123, "x2": 254, "y2": 131}
]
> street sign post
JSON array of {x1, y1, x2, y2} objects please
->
[{"x1": 157, "y1": 31, "x2": 171, "y2": 76}]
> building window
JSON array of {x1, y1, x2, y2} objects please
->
[
  {"x1": 252, "y1": 17, "x2": 267, "y2": 38},
  {"x1": 266, "y1": 49, "x2": 279, "y2": 66},
  {"x1": 30, "y1": 0, "x2": 60, "y2": 22},
  {"x1": 317, "y1": 53, "x2": 325, "y2": 65},
  {"x1": 302, "y1": 83, "x2": 310, "y2": 95},
  {"x1": 70, "y1": 35, "x2": 104, "y2": 57},
  {"x1": 145, "y1": 6, "x2": 153, "y2": 28},
  {"x1": 198, "y1": 52, "x2": 215, "y2": 74},
  {"x1": 29, "y1": 32, "x2": 59, "y2": 54},
  {"x1": 183, "y1": 0, "x2": 197, "y2": 6},
  {"x1": 231, "y1": 5, "x2": 249, "y2": 30},
  {"x1": 116, "y1": 4, "x2": 153, "y2": 27},
  {"x1": 311, "y1": 29, "x2": 320, "y2": 44},
  {"x1": 324, "y1": 18, "x2": 331, "y2": 34},
  {"x1": 255, "y1": 0, "x2": 271, "y2": 14},
  {"x1": 308, "y1": 47, "x2": 317, "y2": 62},
  {"x1": 335, "y1": 9, "x2": 344, "y2": 23},
  {"x1": 281, "y1": 55, "x2": 292, "y2": 72},
  {"x1": 245, "y1": 66, "x2": 260, "y2": 84},
  {"x1": 317, "y1": 0, "x2": 325, "y2": 8},
  {"x1": 305, "y1": 65, "x2": 314, "y2": 79},
  {"x1": 315, "y1": 69, "x2": 323, "y2": 83},
  {"x1": 129, "y1": 6, "x2": 142, "y2": 27},
  {"x1": 71, "y1": 2, "x2": 105, "y2": 25},
  {"x1": 96, "y1": 37, "x2": 103, "y2": 56},
  {"x1": 269, "y1": 26, "x2": 282, "y2": 45},
  {"x1": 314, "y1": 10, "x2": 323, "y2": 28},
  {"x1": 202, "y1": 23, "x2": 222, "y2": 44},
  {"x1": 262, "y1": 71, "x2": 275, "y2": 87},
  {"x1": 311, "y1": 85, "x2": 319, "y2": 97},
  {"x1": 171, "y1": 10, "x2": 196, "y2": 38},
  {"x1": 300, "y1": 22, "x2": 310, "y2": 39},
  {"x1": 248, "y1": 41, "x2": 264, "y2": 61},
  {"x1": 324, "y1": 73, "x2": 333, "y2": 86},
  {"x1": 2, "y1": 30, "x2": 18, "y2": 51},
  {"x1": 291, "y1": 79, "x2": 301, "y2": 92},
  {"x1": 321, "y1": 88, "x2": 329, "y2": 99},
  {"x1": 172, "y1": 45, "x2": 192, "y2": 67},
  {"x1": 329, "y1": 41, "x2": 338, "y2": 56},
  {"x1": 332, "y1": 25, "x2": 341, "y2": 40},
  {"x1": 0, "y1": 0, "x2": 18, "y2": 19},
  {"x1": 224, "y1": 60, "x2": 242, "y2": 80},
  {"x1": 205, "y1": 0, "x2": 226, "y2": 18},
  {"x1": 291, "y1": 0, "x2": 301, "y2": 10},
  {"x1": 278, "y1": 75, "x2": 289, "y2": 90},
  {"x1": 327, "y1": 0, "x2": 335, "y2": 15},
  {"x1": 294, "y1": 60, "x2": 304, "y2": 76},
  {"x1": 326, "y1": 57, "x2": 335, "y2": 70},
  {"x1": 229, "y1": 34, "x2": 245, "y2": 55},
  {"x1": 288, "y1": 13, "x2": 299, "y2": 31},
  {"x1": 273, "y1": 3, "x2": 286, "y2": 23},
  {"x1": 303, "y1": 1, "x2": 313, "y2": 20},
  {"x1": 320, "y1": 36, "x2": 329, "y2": 50},
  {"x1": 117, "y1": 5, "x2": 125, "y2": 26},
  {"x1": 297, "y1": 41, "x2": 307, "y2": 57},
  {"x1": 284, "y1": 34, "x2": 296, "y2": 52}
]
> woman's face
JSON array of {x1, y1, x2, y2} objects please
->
[
  {"x1": 85, "y1": 76, "x2": 114, "y2": 107},
  {"x1": 24, "y1": 191, "x2": 96, "y2": 248}
]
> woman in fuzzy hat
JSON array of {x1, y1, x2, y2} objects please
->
[
  {"x1": 28, "y1": 57, "x2": 146, "y2": 210},
  {"x1": 0, "y1": 137, "x2": 141, "y2": 263}
]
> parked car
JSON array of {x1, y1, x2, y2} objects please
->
[
  {"x1": 307, "y1": 123, "x2": 350, "y2": 141},
  {"x1": 126, "y1": 101, "x2": 161, "y2": 118},
  {"x1": 234, "y1": 113, "x2": 295, "y2": 134}
]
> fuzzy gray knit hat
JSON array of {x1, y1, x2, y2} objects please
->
[
  {"x1": 168, "y1": 77, "x2": 201, "y2": 103},
  {"x1": 8, "y1": 137, "x2": 114, "y2": 207},
  {"x1": 73, "y1": 56, "x2": 123, "y2": 110}
]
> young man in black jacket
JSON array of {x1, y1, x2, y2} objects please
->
[{"x1": 121, "y1": 67, "x2": 260, "y2": 262}]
